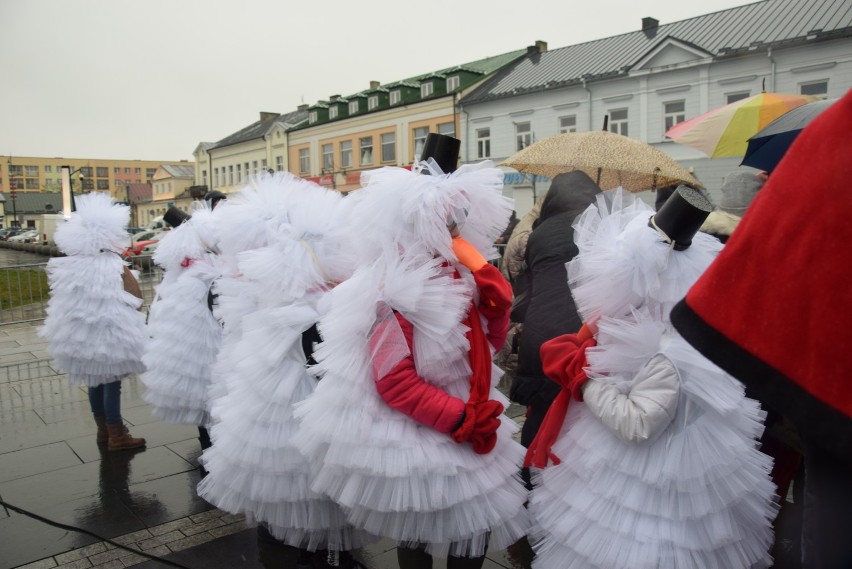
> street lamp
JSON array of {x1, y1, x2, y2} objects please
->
[
  {"x1": 60, "y1": 166, "x2": 85, "y2": 219},
  {"x1": 6, "y1": 157, "x2": 19, "y2": 227}
]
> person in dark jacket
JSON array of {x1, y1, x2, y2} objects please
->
[{"x1": 509, "y1": 171, "x2": 601, "y2": 462}]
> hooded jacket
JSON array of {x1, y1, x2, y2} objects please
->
[{"x1": 510, "y1": 171, "x2": 600, "y2": 406}]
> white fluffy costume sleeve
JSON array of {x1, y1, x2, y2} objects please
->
[
  {"x1": 528, "y1": 190, "x2": 777, "y2": 569},
  {"x1": 39, "y1": 192, "x2": 146, "y2": 386},
  {"x1": 196, "y1": 173, "x2": 372, "y2": 552},
  {"x1": 292, "y1": 161, "x2": 530, "y2": 558},
  {"x1": 140, "y1": 204, "x2": 224, "y2": 427}
]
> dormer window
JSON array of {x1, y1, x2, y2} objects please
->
[
  {"x1": 368, "y1": 95, "x2": 379, "y2": 110},
  {"x1": 309, "y1": 111, "x2": 318, "y2": 123},
  {"x1": 421, "y1": 82, "x2": 434, "y2": 98},
  {"x1": 390, "y1": 90, "x2": 401, "y2": 105},
  {"x1": 329, "y1": 106, "x2": 339, "y2": 119},
  {"x1": 446, "y1": 75, "x2": 460, "y2": 91},
  {"x1": 349, "y1": 100, "x2": 359, "y2": 114}
]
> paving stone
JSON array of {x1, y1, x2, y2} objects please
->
[
  {"x1": 208, "y1": 520, "x2": 247, "y2": 538},
  {"x1": 13, "y1": 559, "x2": 58, "y2": 569},
  {"x1": 147, "y1": 516, "x2": 193, "y2": 536},
  {"x1": 179, "y1": 516, "x2": 226, "y2": 536},
  {"x1": 54, "y1": 558, "x2": 93, "y2": 569},
  {"x1": 109, "y1": 528, "x2": 153, "y2": 546},
  {"x1": 54, "y1": 542, "x2": 107, "y2": 564},
  {"x1": 118, "y1": 544, "x2": 169, "y2": 567},
  {"x1": 134, "y1": 529, "x2": 184, "y2": 551},
  {"x1": 90, "y1": 560, "x2": 124, "y2": 569},
  {"x1": 188, "y1": 508, "x2": 222, "y2": 523},
  {"x1": 167, "y1": 530, "x2": 218, "y2": 552},
  {"x1": 84, "y1": 547, "x2": 126, "y2": 566}
]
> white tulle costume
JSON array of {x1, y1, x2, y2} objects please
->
[
  {"x1": 528, "y1": 190, "x2": 777, "y2": 569},
  {"x1": 140, "y1": 205, "x2": 224, "y2": 426},
  {"x1": 40, "y1": 193, "x2": 146, "y2": 386},
  {"x1": 293, "y1": 161, "x2": 531, "y2": 558},
  {"x1": 196, "y1": 173, "x2": 371, "y2": 551}
]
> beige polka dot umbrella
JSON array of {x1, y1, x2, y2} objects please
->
[{"x1": 500, "y1": 130, "x2": 702, "y2": 192}]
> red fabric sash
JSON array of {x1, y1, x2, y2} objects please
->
[{"x1": 465, "y1": 302, "x2": 491, "y2": 406}]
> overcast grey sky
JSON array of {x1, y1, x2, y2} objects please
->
[{"x1": 0, "y1": 0, "x2": 754, "y2": 162}]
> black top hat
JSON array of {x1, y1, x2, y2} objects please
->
[
  {"x1": 420, "y1": 133, "x2": 461, "y2": 174},
  {"x1": 649, "y1": 185, "x2": 713, "y2": 250},
  {"x1": 204, "y1": 190, "x2": 227, "y2": 209},
  {"x1": 164, "y1": 206, "x2": 191, "y2": 228}
]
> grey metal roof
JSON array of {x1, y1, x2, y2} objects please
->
[
  {"x1": 160, "y1": 164, "x2": 195, "y2": 179},
  {"x1": 462, "y1": 0, "x2": 852, "y2": 104},
  {"x1": 0, "y1": 192, "x2": 63, "y2": 214},
  {"x1": 210, "y1": 108, "x2": 309, "y2": 149}
]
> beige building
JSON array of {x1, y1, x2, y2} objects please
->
[
  {"x1": 141, "y1": 164, "x2": 197, "y2": 227},
  {"x1": 0, "y1": 155, "x2": 191, "y2": 202}
]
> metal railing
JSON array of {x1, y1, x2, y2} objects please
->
[{"x1": 0, "y1": 257, "x2": 163, "y2": 326}]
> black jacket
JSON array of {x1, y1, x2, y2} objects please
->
[{"x1": 510, "y1": 171, "x2": 600, "y2": 406}]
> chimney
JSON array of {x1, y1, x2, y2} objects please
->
[
  {"x1": 369, "y1": 80, "x2": 380, "y2": 90},
  {"x1": 527, "y1": 40, "x2": 548, "y2": 55},
  {"x1": 642, "y1": 17, "x2": 659, "y2": 31},
  {"x1": 259, "y1": 112, "x2": 278, "y2": 121},
  {"x1": 329, "y1": 94, "x2": 341, "y2": 102},
  {"x1": 297, "y1": 104, "x2": 309, "y2": 111}
]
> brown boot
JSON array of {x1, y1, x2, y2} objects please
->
[
  {"x1": 94, "y1": 415, "x2": 108, "y2": 444},
  {"x1": 107, "y1": 423, "x2": 146, "y2": 451}
]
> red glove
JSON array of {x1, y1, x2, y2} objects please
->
[
  {"x1": 451, "y1": 400, "x2": 504, "y2": 454},
  {"x1": 540, "y1": 325, "x2": 597, "y2": 402}
]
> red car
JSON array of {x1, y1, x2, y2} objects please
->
[{"x1": 121, "y1": 230, "x2": 167, "y2": 257}]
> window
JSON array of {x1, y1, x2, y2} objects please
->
[
  {"x1": 26, "y1": 178, "x2": 39, "y2": 189},
  {"x1": 368, "y1": 95, "x2": 379, "y2": 110},
  {"x1": 322, "y1": 143, "x2": 334, "y2": 171},
  {"x1": 96, "y1": 167, "x2": 107, "y2": 177},
  {"x1": 298, "y1": 149, "x2": 309, "y2": 174},
  {"x1": 515, "y1": 122, "x2": 532, "y2": 150},
  {"x1": 45, "y1": 165, "x2": 52, "y2": 173},
  {"x1": 8, "y1": 165, "x2": 22, "y2": 176},
  {"x1": 10, "y1": 178, "x2": 23, "y2": 189},
  {"x1": 135, "y1": 179, "x2": 140, "y2": 185},
  {"x1": 360, "y1": 136, "x2": 373, "y2": 165},
  {"x1": 202, "y1": 170, "x2": 207, "y2": 185},
  {"x1": 252, "y1": 161, "x2": 258, "y2": 176},
  {"x1": 437, "y1": 121, "x2": 455, "y2": 137},
  {"x1": 390, "y1": 90, "x2": 401, "y2": 105},
  {"x1": 421, "y1": 82, "x2": 433, "y2": 98},
  {"x1": 228, "y1": 165, "x2": 233, "y2": 185},
  {"x1": 381, "y1": 132, "x2": 396, "y2": 163},
  {"x1": 236, "y1": 163, "x2": 242, "y2": 183},
  {"x1": 261, "y1": 159, "x2": 267, "y2": 171},
  {"x1": 663, "y1": 100, "x2": 686, "y2": 131},
  {"x1": 608, "y1": 108, "x2": 628, "y2": 136},
  {"x1": 125, "y1": 167, "x2": 130, "y2": 174},
  {"x1": 114, "y1": 167, "x2": 120, "y2": 174},
  {"x1": 146, "y1": 168, "x2": 156, "y2": 178},
  {"x1": 559, "y1": 115, "x2": 577, "y2": 133},
  {"x1": 476, "y1": 128, "x2": 491, "y2": 159},
  {"x1": 214, "y1": 168, "x2": 219, "y2": 186},
  {"x1": 413, "y1": 127, "x2": 429, "y2": 160},
  {"x1": 81, "y1": 167, "x2": 93, "y2": 177},
  {"x1": 276, "y1": 156, "x2": 284, "y2": 172},
  {"x1": 340, "y1": 140, "x2": 352, "y2": 168},
  {"x1": 446, "y1": 75, "x2": 460, "y2": 91},
  {"x1": 309, "y1": 111, "x2": 318, "y2": 123},
  {"x1": 800, "y1": 80, "x2": 828, "y2": 98},
  {"x1": 726, "y1": 91, "x2": 750, "y2": 104},
  {"x1": 349, "y1": 100, "x2": 359, "y2": 114},
  {"x1": 25, "y1": 165, "x2": 39, "y2": 176},
  {"x1": 97, "y1": 179, "x2": 109, "y2": 190},
  {"x1": 329, "y1": 106, "x2": 338, "y2": 119},
  {"x1": 83, "y1": 178, "x2": 94, "y2": 190},
  {"x1": 135, "y1": 168, "x2": 140, "y2": 174},
  {"x1": 244, "y1": 162, "x2": 249, "y2": 177}
]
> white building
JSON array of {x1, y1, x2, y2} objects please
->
[{"x1": 459, "y1": 0, "x2": 852, "y2": 214}]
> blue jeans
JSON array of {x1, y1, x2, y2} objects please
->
[{"x1": 88, "y1": 380, "x2": 122, "y2": 424}]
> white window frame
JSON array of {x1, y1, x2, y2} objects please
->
[
  {"x1": 437, "y1": 121, "x2": 455, "y2": 137},
  {"x1": 421, "y1": 82, "x2": 433, "y2": 98},
  {"x1": 349, "y1": 100, "x2": 359, "y2": 114},
  {"x1": 228, "y1": 165, "x2": 234, "y2": 185},
  {"x1": 515, "y1": 122, "x2": 532, "y2": 151},
  {"x1": 340, "y1": 140, "x2": 352, "y2": 168},
  {"x1": 329, "y1": 106, "x2": 339, "y2": 119},
  {"x1": 559, "y1": 115, "x2": 577, "y2": 133},
  {"x1": 276, "y1": 156, "x2": 284, "y2": 172},
  {"x1": 608, "y1": 108, "x2": 629, "y2": 136},
  {"x1": 236, "y1": 163, "x2": 242, "y2": 183},
  {"x1": 663, "y1": 100, "x2": 686, "y2": 132},
  {"x1": 799, "y1": 80, "x2": 828, "y2": 98},
  {"x1": 476, "y1": 128, "x2": 491, "y2": 159},
  {"x1": 298, "y1": 149, "x2": 309, "y2": 174},
  {"x1": 381, "y1": 132, "x2": 396, "y2": 163},
  {"x1": 368, "y1": 95, "x2": 379, "y2": 110},
  {"x1": 309, "y1": 110, "x2": 318, "y2": 123},
  {"x1": 446, "y1": 75, "x2": 460, "y2": 91},
  {"x1": 322, "y1": 143, "x2": 334, "y2": 171},
  {"x1": 413, "y1": 126, "x2": 429, "y2": 160},
  {"x1": 390, "y1": 90, "x2": 401, "y2": 105},
  {"x1": 360, "y1": 136, "x2": 373, "y2": 166}
]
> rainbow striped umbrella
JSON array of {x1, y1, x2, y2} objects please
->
[{"x1": 665, "y1": 92, "x2": 819, "y2": 158}]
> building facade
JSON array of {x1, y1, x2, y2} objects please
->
[{"x1": 459, "y1": 0, "x2": 852, "y2": 215}]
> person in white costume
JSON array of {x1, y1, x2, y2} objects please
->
[
  {"x1": 140, "y1": 203, "x2": 225, "y2": 458},
  {"x1": 196, "y1": 173, "x2": 372, "y2": 569},
  {"x1": 40, "y1": 192, "x2": 147, "y2": 451},
  {"x1": 525, "y1": 187, "x2": 778, "y2": 569},
  {"x1": 294, "y1": 134, "x2": 530, "y2": 569}
]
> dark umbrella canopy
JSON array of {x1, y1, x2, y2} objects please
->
[{"x1": 741, "y1": 98, "x2": 836, "y2": 172}]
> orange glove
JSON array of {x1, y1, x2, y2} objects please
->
[{"x1": 452, "y1": 237, "x2": 487, "y2": 272}]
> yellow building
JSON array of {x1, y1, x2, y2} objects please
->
[
  {"x1": 142, "y1": 164, "x2": 197, "y2": 227},
  {"x1": 286, "y1": 49, "x2": 527, "y2": 192},
  {"x1": 0, "y1": 155, "x2": 192, "y2": 202}
]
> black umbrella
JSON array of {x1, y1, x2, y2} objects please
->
[{"x1": 741, "y1": 98, "x2": 836, "y2": 172}]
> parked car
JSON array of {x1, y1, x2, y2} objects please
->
[
  {"x1": 8, "y1": 229, "x2": 40, "y2": 243},
  {"x1": 0, "y1": 227, "x2": 24, "y2": 241},
  {"x1": 121, "y1": 229, "x2": 168, "y2": 257},
  {"x1": 127, "y1": 227, "x2": 146, "y2": 235}
]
